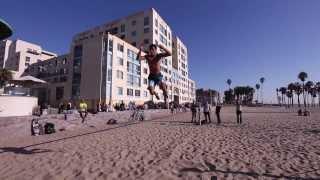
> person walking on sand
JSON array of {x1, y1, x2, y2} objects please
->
[
  {"x1": 79, "y1": 99, "x2": 88, "y2": 123},
  {"x1": 216, "y1": 103, "x2": 222, "y2": 124},
  {"x1": 203, "y1": 102, "x2": 212, "y2": 123},
  {"x1": 236, "y1": 101, "x2": 242, "y2": 124}
]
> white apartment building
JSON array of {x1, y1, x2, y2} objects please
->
[
  {"x1": 71, "y1": 8, "x2": 175, "y2": 103},
  {"x1": 65, "y1": 33, "x2": 152, "y2": 109},
  {"x1": 172, "y1": 36, "x2": 196, "y2": 103},
  {"x1": 0, "y1": 39, "x2": 56, "y2": 77}
]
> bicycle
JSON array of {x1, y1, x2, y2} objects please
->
[{"x1": 129, "y1": 108, "x2": 145, "y2": 121}]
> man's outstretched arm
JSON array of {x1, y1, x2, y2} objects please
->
[
  {"x1": 158, "y1": 44, "x2": 172, "y2": 57},
  {"x1": 137, "y1": 45, "x2": 146, "y2": 61}
]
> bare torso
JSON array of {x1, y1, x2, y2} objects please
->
[{"x1": 146, "y1": 55, "x2": 161, "y2": 75}]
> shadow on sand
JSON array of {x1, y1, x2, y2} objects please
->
[
  {"x1": 304, "y1": 129, "x2": 320, "y2": 135},
  {"x1": 21, "y1": 113, "x2": 175, "y2": 149},
  {"x1": 0, "y1": 147, "x2": 52, "y2": 155},
  {"x1": 244, "y1": 111, "x2": 296, "y2": 114},
  {"x1": 180, "y1": 162, "x2": 320, "y2": 180}
]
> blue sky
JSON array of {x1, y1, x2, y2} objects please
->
[{"x1": 2, "y1": 0, "x2": 320, "y2": 103}]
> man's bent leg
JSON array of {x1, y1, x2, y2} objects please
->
[
  {"x1": 159, "y1": 82, "x2": 168, "y2": 103},
  {"x1": 148, "y1": 86, "x2": 160, "y2": 100}
]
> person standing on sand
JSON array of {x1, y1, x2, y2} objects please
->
[
  {"x1": 79, "y1": 99, "x2": 88, "y2": 123},
  {"x1": 236, "y1": 101, "x2": 242, "y2": 124},
  {"x1": 191, "y1": 101, "x2": 197, "y2": 123},
  {"x1": 216, "y1": 104, "x2": 222, "y2": 124},
  {"x1": 203, "y1": 102, "x2": 212, "y2": 123},
  {"x1": 170, "y1": 103, "x2": 175, "y2": 115}
]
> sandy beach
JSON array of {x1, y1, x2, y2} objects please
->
[{"x1": 0, "y1": 106, "x2": 320, "y2": 180}]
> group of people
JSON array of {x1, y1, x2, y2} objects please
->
[
  {"x1": 96, "y1": 102, "x2": 113, "y2": 112},
  {"x1": 190, "y1": 101, "x2": 243, "y2": 125}
]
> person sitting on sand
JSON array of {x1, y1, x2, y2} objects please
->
[
  {"x1": 79, "y1": 99, "x2": 88, "y2": 123},
  {"x1": 236, "y1": 101, "x2": 242, "y2": 124}
]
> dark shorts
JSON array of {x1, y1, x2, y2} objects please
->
[{"x1": 148, "y1": 73, "x2": 163, "y2": 87}]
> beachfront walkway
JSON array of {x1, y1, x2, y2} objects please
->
[{"x1": 0, "y1": 107, "x2": 320, "y2": 179}]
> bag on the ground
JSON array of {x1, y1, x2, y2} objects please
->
[
  {"x1": 44, "y1": 123, "x2": 55, "y2": 134},
  {"x1": 107, "y1": 118, "x2": 117, "y2": 124}
]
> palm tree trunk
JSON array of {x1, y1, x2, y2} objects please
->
[
  {"x1": 291, "y1": 96, "x2": 294, "y2": 107},
  {"x1": 303, "y1": 83, "x2": 306, "y2": 110},
  {"x1": 297, "y1": 95, "x2": 301, "y2": 108}
]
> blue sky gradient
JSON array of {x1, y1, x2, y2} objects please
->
[{"x1": 2, "y1": 0, "x2": 320, "y2": 103}]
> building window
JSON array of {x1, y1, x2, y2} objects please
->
[
  {"x1": 143, "y1": 39, "x2": 149, "y2": 44},
  {"x1": 143, "y1": 68, "x2": 148, "y2": 74},
  {"x1": 155, "y1": 29, "x2": 158, "y2": 34},
  {"x1": 160, "y1": 34, "x2": 167, "y2": 45},
  {"x1": 56, "y1": 87, "x2": 64, "y2": 100},
  {"x1": 117, "y1": 44, "x2": 124, "y2": 52},
  {"x1": 131, "y1": 31, "x2": 137, "y2": 37},
  {"x1": 144, "y1": 91, "x2": 148, "y2": 97},
  {"x1": 127, "y1": 88, "x2": 133, "y2": 96},
  {"x1": 120, "y1": 24, "x2": 125, "y2": 33},
  {"x1": 131, "y1": 20, "x2": 136, "y2": 26},
  {"x1": 74, "y1": 45, "x2": 83, "y2": 57},
  {"x1": 118, "y1": 57, "x2": 124, "y2": 65},
  {"x1": 144, "y1": 17, "x2": 149, "y2": 26},
  {"x1": 117, "y1": 70, "x2": 124, "y2": 79},
  {"x1": 143, "y1": 78, "x2": 148, "y2": 85},
  {"x1": 118, "y1": 87, "x2": 123, "y2": 95},
  {"x1": 155, "y1": 18, "x2": 158, "y2": 27},
  {"x1": 144, "y1": 27, "x2": 150, "y2": 34},
  {"x1": 108, "y1": 39, "x2": 113, "y2": 52},
  {"x1": 135, "y1": 90, "x2": 140, "y2": 97},
  {"x1": 60, "y1": 76, "x2": 67, "y2": 82}
]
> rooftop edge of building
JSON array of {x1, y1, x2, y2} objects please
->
[{"x1": 72, "y1": 7, "x2": 171, "y2": 41}]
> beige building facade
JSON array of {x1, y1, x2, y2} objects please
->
[
  {"x1": 25, "y1": 54, "x2": 69, "y2": 106},
  {"x1": 66, "y1": 34, "x2": 152, "y2": 108},
  {"x1": 0, "y1": 39, "x2": 56, "y2": 77}
]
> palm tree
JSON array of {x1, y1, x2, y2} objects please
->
[
  {"x1": 227, "y1": 79, "x2": 232, "y2": 90},
  {"x1": 279, "y1": 87, "x2": 287, "y2": 107},
  {"x1": 294, "y1": 82, "x2": 302, "y2": 108},
  {"x1": 298, "y1": 72, "x2": 308, "y2": 110},
  {"x1": 288, "y1": 83, "x2": 295, "y2": 107},
  {"x1": 305, "y1": 81, "x2": 314, "y2": 107},
  {"x1": 259, "y1": 77, "x2": 265, "y2": 104},
  {"x1": 255, "y1": 84, "x2": 260, "y2": 103},
  {"x1": 286, "y1": 90, "x2": 293, "y2": 107},
  {"x1": 276, "y1": 88, "x2": 280, "y2": 105},
  {"x1": 0, "y1": 69, "x2": 13, "y2": 88}
]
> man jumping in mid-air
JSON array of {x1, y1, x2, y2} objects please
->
[{"x1": 137, "y1": 43, "x2": 171, "y2": 104}]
